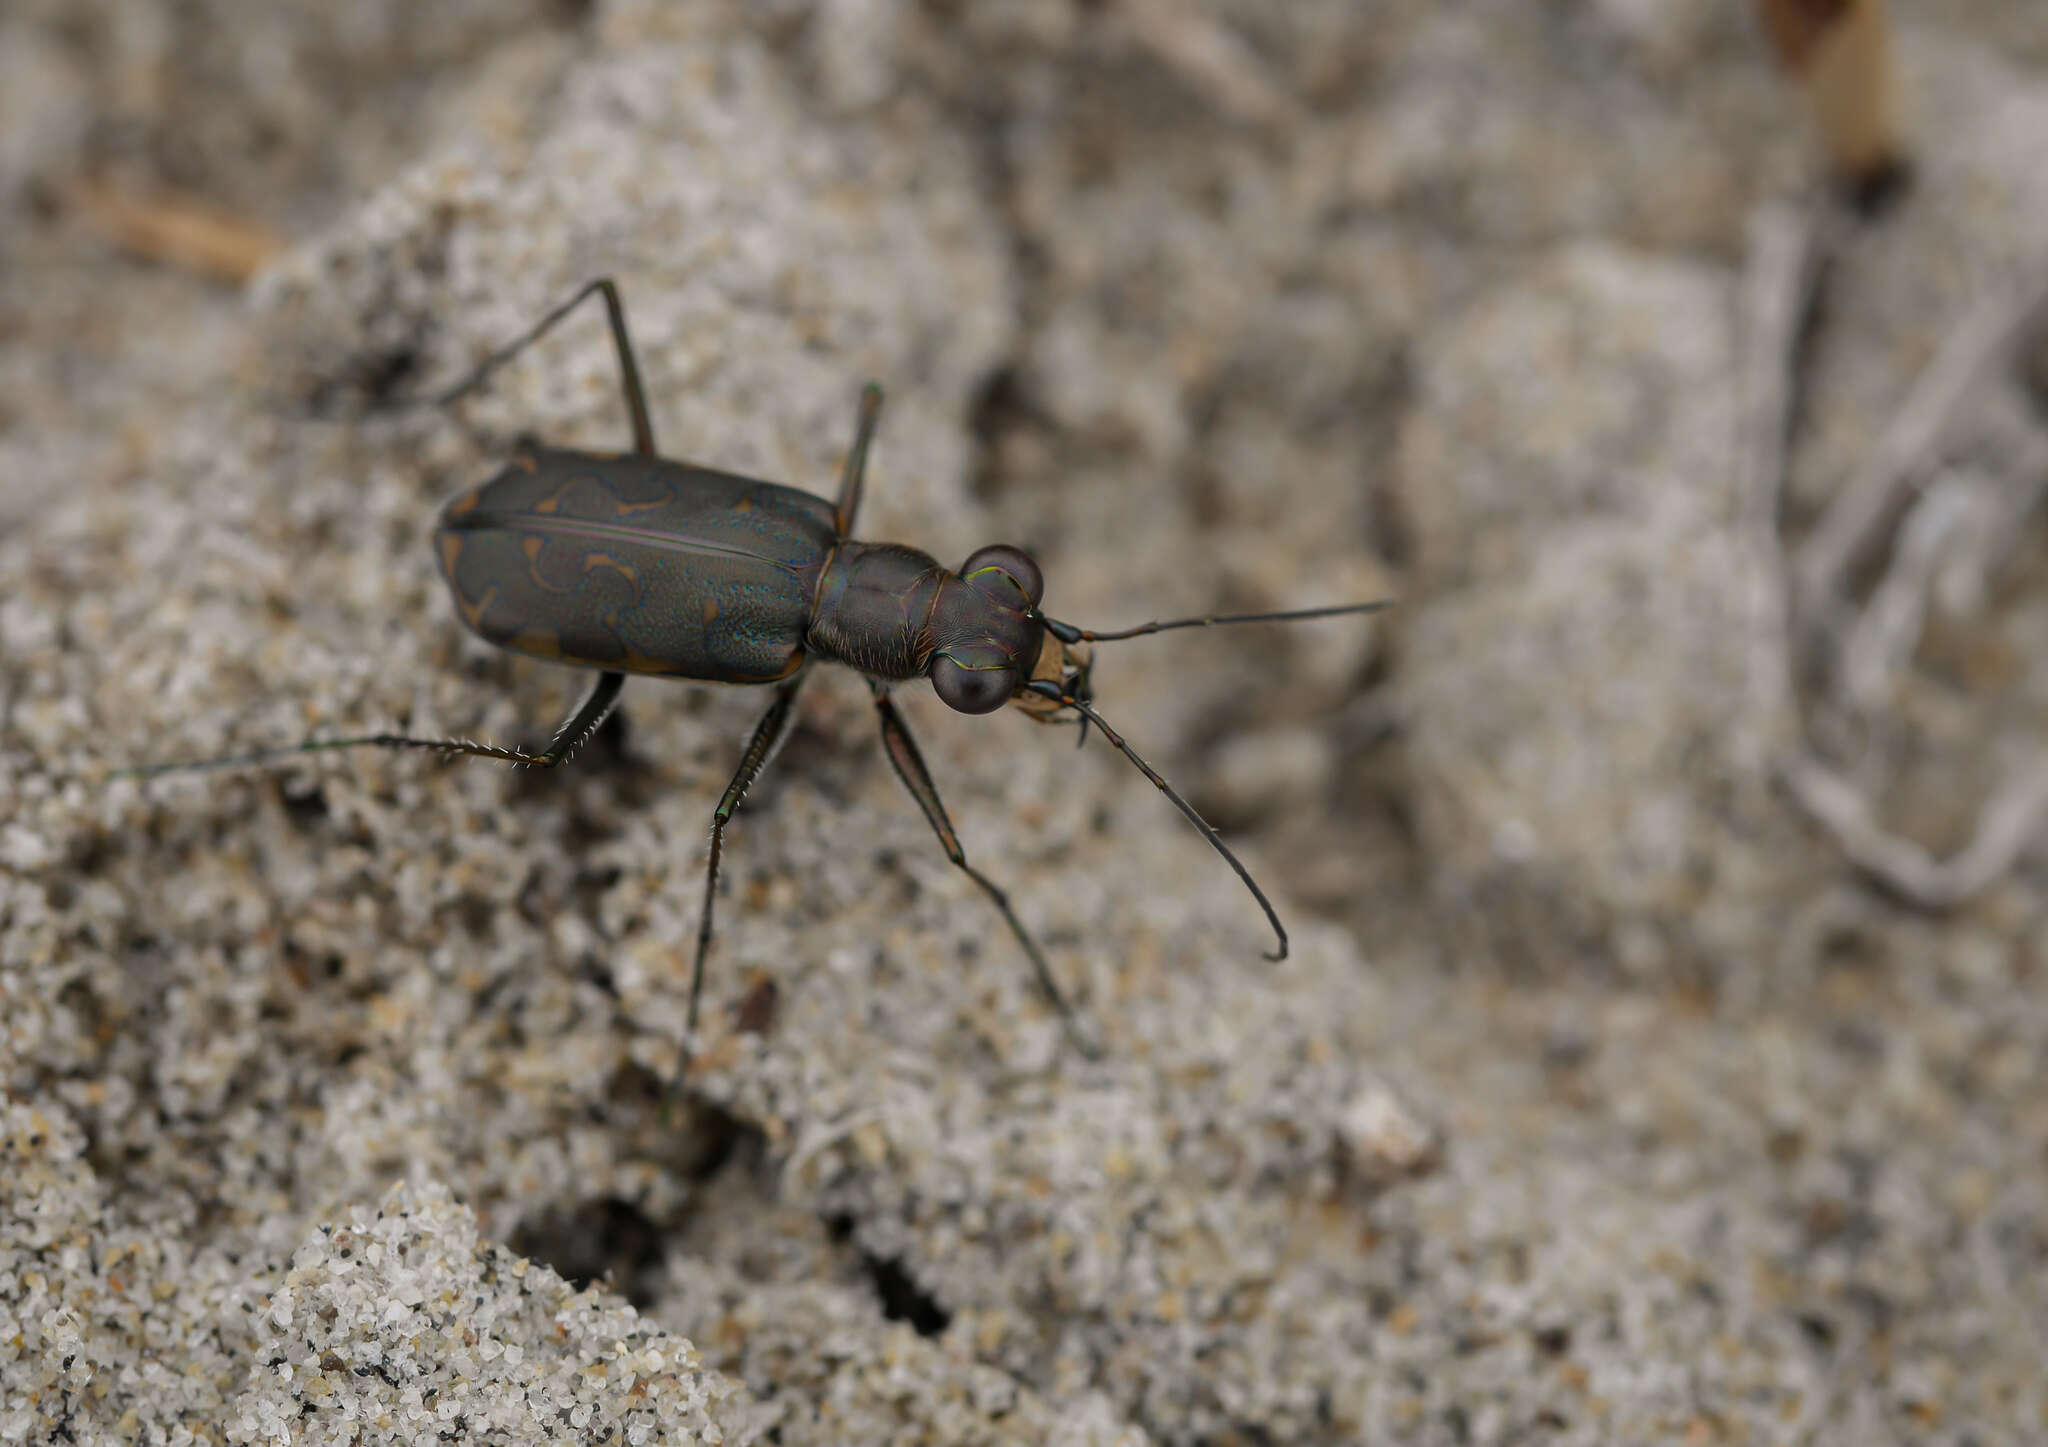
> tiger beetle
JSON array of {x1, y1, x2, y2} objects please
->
[{"x1": 120, "y1": 279, "x2": 1390, "y2": 1058}]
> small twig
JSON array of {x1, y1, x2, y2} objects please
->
[
  {"x1": 1837, "y1": 434, "x2": 2048, "y2": 712},
  {"x1": 780, "y1": 1104, "x2": 886, "y2": 1193},
  {"x1": 1838, "y1": 470, "x2": 1979, "y2": 711},
  {"x1": 68, "y1": 178, "x2": 286, "y2": 285},
  {"x1": 1781, "y1": 752, "x2": 2048, "y2": 908},
  {"x1": 1754, "y1": 0, "x2": 1908, "y2": 193},
  {"x1": 1785, "y1": 280, "x2": 2048, "y2": 904},
  {"x1": 1739, "y1": 200, "x2": 1834, "y2": 711},
  {"x1": 1793, "y1": 275, "x2": 2048, "y2": 660},
  {"x1": 1938, "y1": 423, "x2": 2048, "y2": 610},
  {"x1": 1740, "y1": 202, "x2": 1832, "y2": 540},
  {"x1": 1116, "y1": 0, "x2": 1294, "y2": 131}
]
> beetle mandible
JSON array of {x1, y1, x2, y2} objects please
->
[{"x1": 122, "y1": 279, "x2": 1390, "y2": 1056}]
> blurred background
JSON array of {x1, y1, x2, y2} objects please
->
[{"x1": 4, "y1": 2, "x2": 2047, "y2": 1442}]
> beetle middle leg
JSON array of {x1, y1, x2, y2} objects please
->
[
  {"x1": 689, "y1": 674, "x2": 809, "y2": 1038},
  {"x1": 867, "y1": 681, "x2": 1097, "y2": 1057},
  {"x1": 833, "y1": 383, "x2": 885, "y2": 536}
]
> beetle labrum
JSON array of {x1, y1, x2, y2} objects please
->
[{"x1": 121, "y1": 279, "x2": 1390, "y2": 1056}]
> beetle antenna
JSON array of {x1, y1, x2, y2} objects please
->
[
  {"x1": 1046, "y1": 599, "x2": 1392, "y2": 644},
  {"x1": 1022, "y1": 681, "x2": 1289, "y2": 962}
]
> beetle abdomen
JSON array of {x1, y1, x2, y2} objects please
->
[{"x1": 436, "y1": 447, "x2": 839, "y2": 682}]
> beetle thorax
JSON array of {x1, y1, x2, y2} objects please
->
[{"x1": 807, "y1": 541, "x2": 945, "y2": 679}]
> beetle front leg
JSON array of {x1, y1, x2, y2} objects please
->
[
  {"x1": 688, "y1": 675, "x2": 809, "y2": 1041},
  {"x1": 867, "y1": 681, "x2": 1097, "y2": 1057}
]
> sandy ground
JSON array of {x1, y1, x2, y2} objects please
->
[{"x1": 4, "y1": 2, "x2": 2047, "y2": 1443}]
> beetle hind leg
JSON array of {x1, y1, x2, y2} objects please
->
[{"x1": 111, "y1": 671, "x2": 627, "y2": 780}]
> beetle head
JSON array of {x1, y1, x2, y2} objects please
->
[{"x1": 928, "y1": 545, "x2": 1049, "y2": 715}]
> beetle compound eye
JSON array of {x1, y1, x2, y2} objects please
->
[
  {"x1": 932, "y1": 654, "x2": 1015, "y2": 714},
  {"x1": 960, "y1": 545, "x2": 1044, "y2": 608}
]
